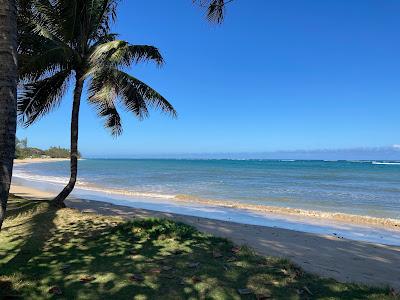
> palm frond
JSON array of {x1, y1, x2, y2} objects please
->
[
  {"x1": 87, "y1": 67, "x2": 123, "y2": 135},
  {"x1": 88, "y1": 67, "x2": 176, "y2": 128},
  {"x1": 18, "y1": 1, "x2": 74, "y2": 81},
  {"x1": 19, "y1": 46, "x2": 73, "y2": 81},
  {"x1": 115, "y1": 70, "x2": 177, "y2": 119},
  {"x1": 19, "y1": 0, "x2": 64, "y2": 40},
  {"x1": 92, "y1": 98, "x2": 123, "y2": 136},
  {"x1": 89, "y1": 40, "x2": 163, "y2": 70},
  {"x1": 18, "y1": 70, "x2": 72, "y2": 126},
  {"x1": 88, "y1": 0, "x2": 120, "y2": 41},
  {"x1": 193, "y1": 0, "x2": 229, "y2": 24}
]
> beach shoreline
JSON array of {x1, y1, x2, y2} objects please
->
[
  {"x1": 12, "y1": 158, "x2": 400, "y2": 231},
  {"x1": 10, "y1": 180, "x2": 400, "y2": 245},
  {"x1": 8, "y1": 182, "x2": 400, "y2": 290}
]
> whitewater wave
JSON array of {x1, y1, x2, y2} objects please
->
[
  {"x1": 13, "y1": 170, "x2": 176, "y2": 200},
  {"x1": 372, "y1": 161, "x2": 400, "y2": 165}
]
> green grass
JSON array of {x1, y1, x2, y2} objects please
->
[{"x1": 0, "y1": 195, "x2": 397, "y2": 300}]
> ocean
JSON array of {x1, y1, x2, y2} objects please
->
[{"x1": 13, "y1": 159, "x2": 400, "y2": 219}]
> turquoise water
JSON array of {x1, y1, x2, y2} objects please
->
[{"x1": 13, "y1": 159, "x2": 400, "y2": 219}]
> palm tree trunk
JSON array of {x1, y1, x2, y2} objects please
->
[
  {"x1": 0, "y1": 0, "x2": 17, "y2": 230},
  {"x1": 51, "y1": 71, "x2": 84, "y2": 208}
]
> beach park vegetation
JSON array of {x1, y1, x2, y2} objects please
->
[
  {"x1": 0, "y1": 195, "x2": 396, "y2": 300},
  {"x1": 15, "y1": 138, "x2": 81, "y2": 159}
]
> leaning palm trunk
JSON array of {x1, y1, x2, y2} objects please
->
[
  {"x1": 51, "y1": 72, "x2": 84, "y2": 208},
  {"x1": 0, "y1": 0, "x2": 17, "y2": 230}
]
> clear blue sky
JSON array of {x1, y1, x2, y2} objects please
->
[{"x1": 18, "y1": 0, "x2": 400, "y2": 157}]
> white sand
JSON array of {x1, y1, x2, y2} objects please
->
[{"x1": 14, "y1": 158, "x2": 69, "y2": 165}]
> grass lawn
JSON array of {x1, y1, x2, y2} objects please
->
[{"x1": 0, "y1": 195, "x2": 397, "y2": 300}]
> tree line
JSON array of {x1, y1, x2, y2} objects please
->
[{"x1": 15, "y1": 138, "x2": 81, "y2": 159}]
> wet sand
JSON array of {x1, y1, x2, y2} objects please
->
[{"x1": 9, "y1": 183, "x2": 400, "y2": 290}]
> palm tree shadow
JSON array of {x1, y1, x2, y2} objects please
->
[{"x1": 2, "y1": 201, "x2": 58, "y2": 270}]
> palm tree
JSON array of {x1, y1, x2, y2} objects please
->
[
  {"x1": 18, "y1": 0, "x2": 177, "y2": 208},
  {"x1": 0, "y1": 0, "x2": 17, "y2": 230}
]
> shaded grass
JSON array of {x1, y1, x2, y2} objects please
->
[{"x1": 0, "y1": 195, "x2": 398, "y2": 299}]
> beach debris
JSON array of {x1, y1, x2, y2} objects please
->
[
  {"x1": 280, "y1": 268, "x2": 289, "y2": 276},
  {"x1": 48, "y1": 286, "x2": 62, "y2": 295},
  {"x1": 129, "y1": 274, "x2": 144, "y2": 282},
  {"x1": 237, "y1": 288, "x2": 253, "y2": 295},
  {"x1": 213, "y1": 250, "x2": 223, "y2": 258},
  {"x1": 188, "y1": 262, "x2": 200, "y2": 268},
  {"x1": 79, "y1": 275, "x2": 96, "y2": 283},
  {"x1": 191, "y1": 275, "x2": 202, "y2": 283},
  {"x1": 303, "y1": 286, "x2": 313, "y2": 295}
]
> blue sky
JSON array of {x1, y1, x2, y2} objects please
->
[{"x1": 18, "y1": 0, "x2": 400, "y2": 158}]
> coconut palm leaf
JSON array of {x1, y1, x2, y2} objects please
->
[
  {"x1": 92, "y1": 97, "x2": 123, "y2": 136},
  {"x1": 89, "y1": 40, "x2": 163, "y2": 69},
  {"x1": 88, "y1": 67, "x2": 176, "y2": 120},
  {"x1": 19, "y1": 45, "x2": 73, "y2": 81},
  {"x1": 88, "y1": 0, "x2": 119, "y2": 40},
  {"x1": 115, "y1": 70, "x2": 176, "y2": 118},
  {"x1": 18, "y1": 69, "x2": 72, "y2": 126}
]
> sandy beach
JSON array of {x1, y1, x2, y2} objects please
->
[
  {"x1": 14, "y1": 158, "x2": 69, "y2": 165},
  {"x1": 9, "y1": 183, "x2": 400, "y2": 290}
]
